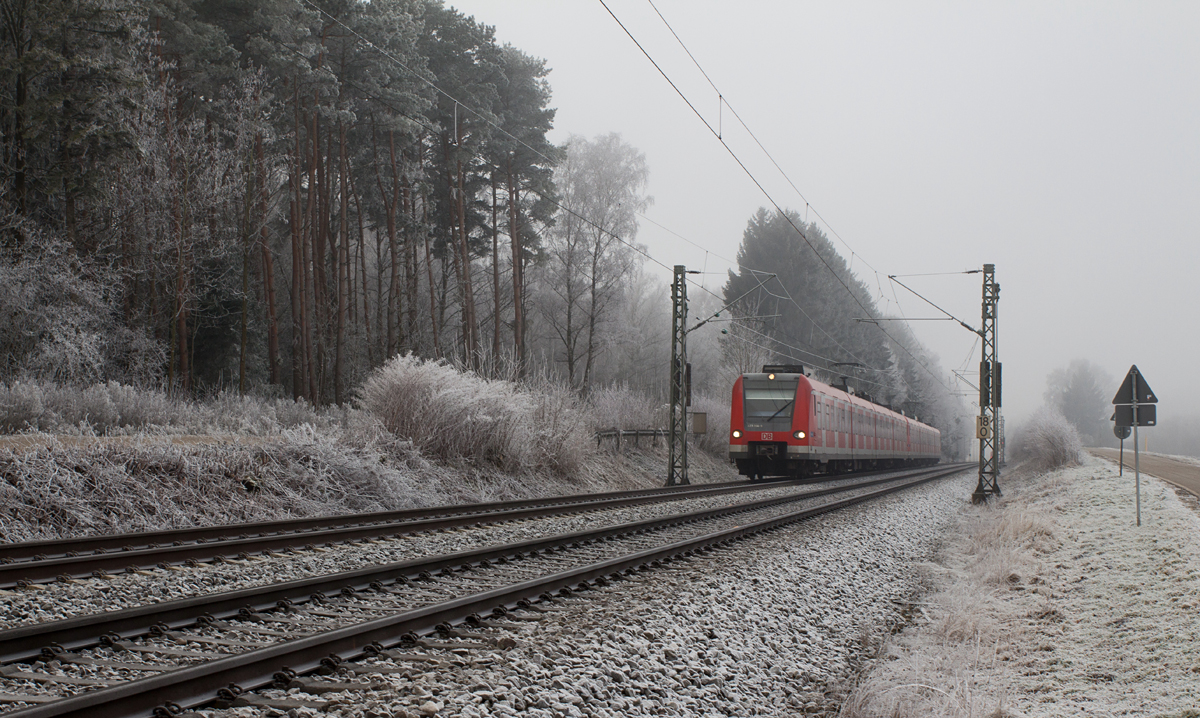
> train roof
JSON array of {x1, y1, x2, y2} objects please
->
[{"x1": 737, "y1": 371, "x2": 940, "y2": 434}]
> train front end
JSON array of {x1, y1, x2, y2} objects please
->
[{"x1": 729, "y1": 366, "x2": 811, "y2": 479}]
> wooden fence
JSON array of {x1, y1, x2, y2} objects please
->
[{"x1": 593, "y1": 428, "x2": 668, "y2": 452}]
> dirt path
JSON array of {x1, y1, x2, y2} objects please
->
[{"x1": 1091, "y1": 447, "x2": 1200, "y2": 497}]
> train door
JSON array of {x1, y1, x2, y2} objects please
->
[
  {"x1": 839, "y1": 402, "x2": 847, "y2": 450},
  {"x1": 822, "y1": 396, "x2": 829, "y2": 448}
]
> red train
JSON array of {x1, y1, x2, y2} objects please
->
[{"x1": 729, "y1": 365, "x2": 941, "y2": 479}]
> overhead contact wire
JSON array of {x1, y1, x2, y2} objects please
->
[{"x1": 598, "y1": 0, "x2": 952, "y2": 393}]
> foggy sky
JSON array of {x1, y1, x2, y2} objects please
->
[{"x1": 447, "y1": 0, "x2": 1200, "y2": 429}]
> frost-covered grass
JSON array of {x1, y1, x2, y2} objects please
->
[
  {"x1": 0, "y1": 430, "x2": 738, "y2": 542},
  {"x1": 1010, "y1": 406, "x2": 1084, "y2": 471},
  {"x1": 0, "y1": 361, "x2": 741, "y2": 542},
  {"x1": 841, "y1": 456, "x2": 1200, "y2": 717},
  {"x1": 0, "y1": 380, "x2": 339, "y2": 435}
]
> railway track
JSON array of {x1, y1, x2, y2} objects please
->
[
  {"x1": 0, "y1": 468, "x2": 916, "y2": 588},
  {"x1": 0, "y1": 463, "x2": 968, "y2": 717}
]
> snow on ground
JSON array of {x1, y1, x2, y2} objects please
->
[{"x1": 842, "y1": 454, "x2": 1200, "y2": 718}]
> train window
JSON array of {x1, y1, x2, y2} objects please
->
[{"x1": 742, "y1": 377, "x2": 800, "y2": 430}]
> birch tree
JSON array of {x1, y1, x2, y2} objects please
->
[{"x1": 538, "y1": 133, "x2": 649, "y2": 392}]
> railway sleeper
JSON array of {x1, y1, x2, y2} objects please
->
[
  {"x1": 102, "y1": 640, "x2": 212, "y2": 659},
  {"x1": 278, "y1": 677, "x2": 385, "y2": 694},
  {"x1": 38, "y1": 650, "x2": 171, "y2": 673},
  {"x1": 215, "y1": 693, "x2": 334, "y2": 710},
  {"x1": 0, "y1": 692, "x2": 57, "y2": 704},
  {"x1": 0, "y1": 664, "x2": 110, "y2": 687}
]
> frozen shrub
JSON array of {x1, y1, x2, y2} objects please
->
[
  {"x1": 0, "y1": 382, "x2": 46, "y2": 431},
  {"x1": 357, "y1": 354, "x2": 591, "y2": 474},
  {"x1": 526, "y1": 379, "x2": 592, "y2": 476},
  {"x1": 585, "y1": 384, "x2": 665, "y2": 430},
  {"x1": 0, "y1": 380, "x2": 347, "y2": 436},
  {"x1": 201, "y1": 391, "x2": 333, "y2": 435},
  {"x1": 101, "y1": 381, "x2": 177, "y2": 428},
  {"x1": 1011, "y1": 406, "x2": 1084, "y2": 471},
  {"x1": 689, "y1": 391, "x2": 732, "y2": 457}
]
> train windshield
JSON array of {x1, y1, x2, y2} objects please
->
[{"x1": 743, "y1": 377, "x2": 800, "y2": 431}]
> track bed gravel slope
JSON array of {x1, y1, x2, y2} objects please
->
[{"x1": 191, "y1": 470, "x2": 975, "y2": 718}]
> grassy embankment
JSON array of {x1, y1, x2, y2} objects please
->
[
  {"x1": 0, "y1": 355, "x2": 735, "y2": 542},
  {"x1": 840, "y1": 408, "x2": 1200, "y2": 717}
]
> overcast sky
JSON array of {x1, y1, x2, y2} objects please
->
[{"x1": 448, "y1": 0, "x2": 1199, "y2": 427}]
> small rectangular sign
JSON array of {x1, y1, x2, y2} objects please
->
[{"x1": 1113, "y1": 404, "x2": 1156, "y2": 427}]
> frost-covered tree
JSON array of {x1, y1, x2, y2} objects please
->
[
  {"x1": 0, "y1": 0, "x2": 572, "y2": 401},
  {"x1": 722, "y1": 208, "x2": 888, "y2": 390},
  {"x1": 721, "y1": 207, "x2": 969, "y2": 457},
  {"x1": 534, "y1": 133, "x2": 650, "y2": 392},
  {"x1": 1043, "y1": 359, "x2": 1112, "y2": 446}
]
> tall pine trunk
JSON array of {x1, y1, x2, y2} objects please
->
[
  {"x1": 334, "y1": 122, "x2": 349, "y2": 404},
  {"x1": 257, "y1": 133, "x2": 280, "y2": 386},
  {"x1": 491, "y1": 174, "x2": 501, "y2": 371},
  {"x1": 507, "y1": 161, "x2": 525, "y2": 376}
]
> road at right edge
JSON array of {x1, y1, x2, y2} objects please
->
[{"x1": 1091, "y1": 447, "x2": 1200, "y2": 497}]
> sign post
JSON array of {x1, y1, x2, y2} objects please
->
[
  {"x1": 1112, "y1": 365, "x2": 1157, "y2": 526},
  {"x1": 1113, "y1": 424, "x2": 1130, "y2": 476}
]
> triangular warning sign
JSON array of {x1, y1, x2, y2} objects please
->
[{"x1": 1112, "y1": 365, "x2": 1157, "y2": 404}]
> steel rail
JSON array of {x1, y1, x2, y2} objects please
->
[
  {"x1": 3, "y1": 463, "x2": 968, "y2": 718},
  {"x1": 0, "y1": 464, "x2": 966, "y2": 666},
  {"x1": 0, "y1": 465, "x2": 930, "y2": 588},
  {"x1": 0, "y1": 479, "x2": 799, "y2": 588},
  {"x1": 0, "y1": 477, "x2": 765, "y2": 562}
]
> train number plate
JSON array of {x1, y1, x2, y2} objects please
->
[{"x1": 762, "y1": 432, "x2": 773, "y2": 441}]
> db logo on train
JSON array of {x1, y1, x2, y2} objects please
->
[{"x1": 762, "y1": 433, "x2": 773, "y2": 441}]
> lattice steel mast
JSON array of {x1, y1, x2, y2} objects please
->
[
  {"x1": 973, "y1": 264, "x2": 1001, "y2": 502},
  {"x1": 667, "y1": 265, "x2": 690, "y2": 486}
]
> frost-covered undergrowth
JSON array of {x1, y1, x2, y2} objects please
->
[
  {"x1": 1010, "y1": 406, "x2": 1084, "y2": 472},
  {"x1": 358, "y1": 355, "x2": 591, "y2": 475},
  {"x1": 0, "y1": 380, "x2": 342, "y2": 435},
  {"x1": 0, "y1": 364, "x2": 738, "y2": 542},
  {"x1": 841, "y1": 455, "x2": 1200, "y2": 717}
]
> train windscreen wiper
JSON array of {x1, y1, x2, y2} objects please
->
[{"x1": 767, "y1": 400, "x2": 794, "y2": 423}]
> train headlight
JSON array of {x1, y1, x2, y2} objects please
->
[
  {"x1": 793, "y1": 431, "x2": 806, "y2": 439},
  {"x1": 768, "y1": 373, "x2": 775, "y2": 380},
  {"x1": 732, "y1": 430, "x2": 742, "y2": 439}
]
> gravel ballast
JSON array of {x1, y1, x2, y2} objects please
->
[
  {"x1": 0, "y1": 474, "x2": 919, "y2": 629},
  {"x1": 195, "y1": 470, "x2": 975, "y2": 717}
]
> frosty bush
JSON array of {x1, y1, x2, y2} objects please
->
[
  {"x1": 1011, "y1": 406, "x2": 1084, "y2": 471},
  {"x1": 689, "y1": 391, "x2": 732, "y2": 457},
  {"x1": 0, "y1": 382, "x2": 44, "y2": 432},
  {"x1": 525, "y1": 378, "x2": 592, "y2": 476},
  {"x1": 0, "y1": 380, "x2": 344, "y2": 435},
  {"x1": 357, "y1": 354, "x2": 591, "y2": 474},
  {"x1": 584, "y1": 384, "x2": 665, "y2": 431},
  {"x1": 580, "y1": 384, "x2": 730, "y2": 458}
]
